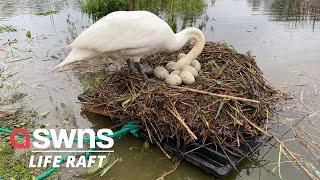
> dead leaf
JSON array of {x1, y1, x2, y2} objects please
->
[{"x1": 0, "y1": 111, "x2": 10, "y2": 121}]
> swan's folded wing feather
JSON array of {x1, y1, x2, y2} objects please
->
[{"x1": 70, "y1": 12, "x2": 172, "y2": 53}]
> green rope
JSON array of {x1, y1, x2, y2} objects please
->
[
  {"x1": 36, "y1": 153, "x2": 70, "y2": 180},
  {"x1": 0, "y1": 121, "x2": 140, "y2": 180}
]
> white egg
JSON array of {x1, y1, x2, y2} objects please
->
[
  {"x1": 166, "y1": 61, "x2": 176, "y2": 71},
  {"x1": 182, "y1": 65, "x2": 199, "y2": 78},
  {"x1": 170, "y1": 70, "x2": 181, "y2": 75},
  {"x1": 191, "y1": 60, "x2": 201, "y2": 71},
  {"x1": 165, "y1": 74, "x2": 182, "y2": 85},
  {"x1": 180, "y1": 70, "x2": 195, "y2": 85},
  {"x1": 154, "y1": 66, "x2": 169, "y2": 80}
]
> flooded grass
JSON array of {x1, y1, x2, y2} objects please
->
[
  {"x1": 0, "y1": 142, "x2": 33, "y2": 179},
  {"x1": 270, "y1": 0, "x2": 320, "y2": 21},
  {"x1": 36, "y1": 10, "x2": 59, "y2": 16},
  {"x1": 0, "y1": 107, "x2": 39, "y2": 179},
  {"x1": 7, "y1": 92, "x2": 27, "y2": 104},
  {"x1": 0, "y1": 25, "x2": 17, "y2": 33}
]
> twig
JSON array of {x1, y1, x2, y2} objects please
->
[
  {"x1": 156, "y1": 160, "x2": 180, "y2": 180},
  {"x1": 167, "y1": 107, "x2": 198, "y2": 141},
  {"x1": 0, "y1": 61, "x2": 6, "y2": 68},
  {"x1": 7, "y1": 57, "x2": 32, "y2": 63},
  {"x1": 240, "y1": 113, "x2": 271, "y2": 137},
  {"x1": 183, "y1": 143, "x2": 213, "y2": 155},
  {"x1": 170, "y1": 85, "x2": 260, "y2": 104},
  {"x1": 262, "y1": 114, "x2": 314, "y2": 159},
  {"x1": 272, "y1": 134, "x2": 318, "y2": 180},
  {"x1": 278, "y1": 144, "x2": 283, "y2": 179},
  {"x1": 215, "y1": 63, "x2": 228, "y2": 79},
  {"x1": 155, "y1": 140, "x2": 171, "y2": 159}
]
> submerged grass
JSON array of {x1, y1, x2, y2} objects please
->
[
  {"x1": 7, "y1": 91, "x2": 27, "y2": 104},
  {"x1": 0, "y1": 25, "x2": 17, "y2": 33},
  {"x1": 0, "y1": 108, "x2": 36, "y2": 179},
  {"x1": 0, "y1": 141, "x2": 33, "y2": 179},
  {"x1": 35, "y1": 10, "x2": 59, "y2": 16}
]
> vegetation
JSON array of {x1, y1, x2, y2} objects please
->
[
  {"x1": 0, "y1": 108, "x2": 37, "y2": 179},
  {"x1": 0, "y1": 25, "x2": 17, "y2": 33},
  {"x1": 0, "y1": 141, "x2": 33, "y2": 179},
  {"x1": 247, "y1": 0, "x2": 320, "y2": 26},
  {"x1": 35, "y1": 10, "x2": 59, "y2": 16},
  {"x1": 81, "y1": 0, "x2": 128, "y2": 21},
  {"x1": 7, "y1": 91, "x2": 27, "y2": 104},
  {"x1": 80, "y1": 0, "x2": 206, "y2": 30},
  {"x1": 135, "y1": 0, "x2": 206, "y2": 17},
  {"x1": 270, "y1": 0, "x2": 320, "y2": 21}
]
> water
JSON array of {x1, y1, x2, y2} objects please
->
[{"x1": 0, "y1": 0, "x2": 320, "y2": 179}]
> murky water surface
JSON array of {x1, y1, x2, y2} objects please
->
[{"x1": 1, "y1": 0, "x2": 320, "y2": 179}]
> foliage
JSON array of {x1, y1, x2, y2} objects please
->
[
  {"x1": 81, "y1": 0, "x2": 128, "y2": 21},
  {"x1": 80, "y1": 0, "x2": 206, "y2": 29},
  {"x1": 26, "y1": 31, "x2": 32, "y2": 39},
  {"x1": 36, "y1": 10, "x2": 59, "y2": 16},
  {"x1": 270, "y1": 0, "x2": 320, "y2": 22},
  {"x1": 0, "y1": 25, "x2": 17, "y2": 33},
  {"x1": 7, "y1": 91, "x2": 27, "y2": 104},
  {"x1": 0, "y1": 141, "x2": 33, "y2": 179},
  {"x1": 135, "y1": 0, "x2": 206, "y2": 17}
]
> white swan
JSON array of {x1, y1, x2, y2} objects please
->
[{"x1": 55, "y1": 11, "x2": 205, "y2": 77}]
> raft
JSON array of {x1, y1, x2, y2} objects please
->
[{"x1": 78, "y1": 42, "x2": 280, "y2": 177}]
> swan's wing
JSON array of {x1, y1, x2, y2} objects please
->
[{"x1": 71, "y1": 11, "x2": 173, "y2": 53}]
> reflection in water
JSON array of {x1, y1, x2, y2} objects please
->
[
  {"x1": 135, "y1": 0, "x2": 207, "y2": 31},
  {"x1": 81, "y1": 0, "x2": 208, "y2": 31},
  {"x1": 269, "y1": 0, "x2": 319, "y2": 21},
  {"x1": 80, "y1": 0, "x2": 320, "y2": 33},
  {"x1": 248, "y1": 0, "x2": 320, "y2": 29},
  {"x1": 248, "y1": 0, "x2": 263, "y2": 11},
  {"x1": 0, "y1": 0, "x2": 66, "y2": 17}
]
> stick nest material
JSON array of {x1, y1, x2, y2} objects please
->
[{"x1": 81, "y1": 42, "x2": 280, "y2": 156}]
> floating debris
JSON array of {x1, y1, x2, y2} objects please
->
[{"x1": 25, "y1": 31, "x2": 32, "y2": 39}]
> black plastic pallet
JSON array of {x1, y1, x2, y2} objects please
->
[{"x1": 78, "y1": 94, "x2": 265, "y2": 178}]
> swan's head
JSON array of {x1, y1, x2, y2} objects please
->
[
  {"x1": 181, "y1": 65, "x2": 198, "y2": 78},
  {"x1": 177, "y1": 53, "x2": 186, "y2": 60},
  {"x1": 54, "y1": 63, "x2": 65, "y2": 70},
  {"x1": 54, "y1": 59, "x2": 73, "y2": 70},
  {"x1": 172, "y1": 58, "x2": 188, "y2": 70},
  {"x1": 54, "y1": 57, "x2": 78, "y2": 71},
  {"x1": 166, "y1": 61, "x2": 176, "y2": 71}
]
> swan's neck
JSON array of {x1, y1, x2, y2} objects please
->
[{"x1": 170, "y1": 27, "x2": 205, "y2": 70}]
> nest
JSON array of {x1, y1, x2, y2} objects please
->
[{"x1": 81, "y1": 42, "x2": 280, "y2": 156}]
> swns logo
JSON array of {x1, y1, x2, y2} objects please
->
[{"x1": 10, "y1": 128, "x2": 114, "y2": 168}]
